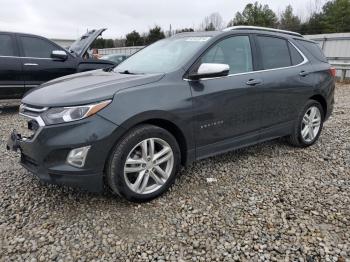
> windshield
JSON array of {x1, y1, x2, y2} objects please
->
[{"x1": 115, "y1": 36, "x2": 212, "y2": 74}]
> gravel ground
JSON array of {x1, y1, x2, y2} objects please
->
[{"x1": 0, "y1": 85, "x2": 349, "y2": 262}]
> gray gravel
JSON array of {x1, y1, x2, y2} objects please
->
[{"x1": 1, "y1": 85, "x2": 349, "y2": 261}]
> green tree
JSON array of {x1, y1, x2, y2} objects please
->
[
  {"x1": 321, "y1": 0, "x2": 350, "y2": 33},
  {"x1": 228, "y1": 2, "x2": 278, "y2": 28},
  {"x1": 279, "y1": 5, "x2": 301, "y2": 32},
  {"x1": 301, "y1": 0, "x2": 350, "y2": 34},
  {"x1": 301, "y1": 13, "x2": 324, "y2": 34},
  {"x1": 145, "y1": 26, "x2": 165, "y2": 45},
  {"x1": 125, "y1": 30, "x2": 144, "y2": 46},
  {"x1": 175, "y1": 28, "x2": 194, "y2": 34},
  {"x1": 91, "y1": 38, "x2": 115, "y2": 49}
]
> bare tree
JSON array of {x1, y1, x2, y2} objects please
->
[
  {"x1": 199, "y1": 12, "x2": 224, "y2": 31},
  {"x1": 306, "y1": 0, "x2": 326, "y2": 20}
]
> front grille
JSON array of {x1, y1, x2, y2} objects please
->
[
  {"x1": 20, "y1": 103, "x2": 48, "y2": 117},
  {"x1": 19, "y1": 104, "x2": 48, "y2": 139}
]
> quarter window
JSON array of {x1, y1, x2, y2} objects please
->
[
  {"x1": 201, "y1": 36, "x2": 253, "y2": 74},
  {"x1": 0, "y1": 34, "x2": 15, "y2": 56},
  {"x1": 21, "y1": 36, "x2": 57, "y2": 58},
  {"x1": 296, "y1": 39, "x2": 328, "y2": 63},
  {"x1": 257, "y1": 36, "x2": 291, "y2": 69},
  {"x1": 289, "y1": 42, "x2": 304, "y2": 65}
]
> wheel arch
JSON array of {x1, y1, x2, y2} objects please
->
[
  {"x1": 106, "y1": 111, "x2": 193, "y2": 167},
  {"x1": 139, "y1": 118, "x2": 188, "y2": 166},
  {"x1": 309, "y1": 94, "x2": 327, "y2": 117}
]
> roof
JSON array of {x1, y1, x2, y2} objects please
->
[
  {"x1": 171, "y1": 31, "x2": 222, "y2": 38},
  {"x1": 172, "y1": 26, "x2": 304, "y2": 40},
  {"x1": 223, "y1": 26, "x2": 303, "y2": 38}
]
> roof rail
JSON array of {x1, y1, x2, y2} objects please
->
[{"x1": 223, "y1": 26, "x2": 303, "y2": 38}]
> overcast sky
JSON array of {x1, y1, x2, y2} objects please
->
[{"x1": 0, "y1": 0, "x2": 325, "y2": 39}]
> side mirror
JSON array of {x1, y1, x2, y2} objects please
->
[
  {"x1": 51, "y1": 50, "x2": 68, "y2": 61},
  {"x1": 189, "y1": 63, "x2": 230, "y2": 80}
]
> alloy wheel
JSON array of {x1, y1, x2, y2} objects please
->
[
  {"x1": 124, "y1": 138, "x2": 174, "y2": 194},
  {"x1": 301, "y1": 106, "x2": 322, "y2": 143}
]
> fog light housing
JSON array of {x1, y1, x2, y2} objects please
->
[{"x1": 67, "y1": 146, "x2": 91, "y2": 168}]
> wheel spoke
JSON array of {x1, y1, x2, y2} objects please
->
[
  {"x1": 149, "y1": 170, "x2": 164, "y2": 185},
  {"x1": 301, "y1": 126, "x2": 309, "y2": 138},
  {"x1": 153, "y1": 146, "x2": 171, "y2": 161},
  {"x1": 132, "y1": 170, "x2": 146, "y2": 191},
  {"x1": 308, "y1": 126, "x2": 315, "y2": 140},
  {"x1": 149, "y1": 139, "x2": 155, "y2": 160},
  {"x1": 156, "y1": 152, "x2": 172, "y2": 165},
  {"x1": 154, "y1": 166, "x2": 168, "y2": 179},
  {"x1": 312, "y1": 118, "x2": 321, "y2": 127},
  {"x1": 124, "y1": 165, "x2": 144, "y2": 173},
  {"x1": 126, "y1": 158, "x2": 145, "y2": 165},
  {"x1": 138, "y1": 172, "x2": 150, "y2": 193},
  {"x1": 309, "y1": 107, "x2": 317, "y2": 120},
  {"x1": 302, "y1": 115, "x2": 309, "y2": 124},
  {"x1": 141, "y1": 140, "x2": 148, "y2": 160}
]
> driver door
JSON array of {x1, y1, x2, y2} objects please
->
[
  {"x1": 188, "y1": 35, "x2": 265, "y2": 158},
  {"x1": 19, "y1": 35, "x2": 76, "y2": 92}
]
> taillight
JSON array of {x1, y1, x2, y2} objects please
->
[{"x1": 329, "y1": 67, "x2": 336, "y2": 77}]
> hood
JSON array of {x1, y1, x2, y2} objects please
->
[
  {"x1": 68, "y1": 28, "x2": 106, "y2": 57},
  {"x1": 22, "y1": 70, "x2": 165, "y2": 107}
]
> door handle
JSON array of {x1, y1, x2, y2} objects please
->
[
  {"x1": 24, "y1": 63, "x2": 39, "y2": 66},
  {"x1": 246, "y1": 79, "x2": 262, "y2": 86},
  {"x1": 299, "y1": 71, "x2": 309, "y2": 77}
]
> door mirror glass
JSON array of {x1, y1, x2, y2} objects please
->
[
  {"x1": 51, "y1": 50, "x2": 68, "y2": 60},
  {"x1": 189, "y1": 63, "x2": 230, "y2": 80}
]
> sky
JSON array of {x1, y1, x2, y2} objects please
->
[{"x1": 0, "y1": 0, "x2": 326, "y2": 40}]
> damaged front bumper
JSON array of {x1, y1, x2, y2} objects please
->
[{"x1": 6, "y1": 113, "x2": 122, "y2": 193}]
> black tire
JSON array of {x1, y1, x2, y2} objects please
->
[
  {"x1": 287, "y1": 100, "x2": 324, "y2": 148},
  {"x1": 106, "y1": 124, "x2": 181, "y2": 202}
]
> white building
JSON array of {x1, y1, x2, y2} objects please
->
[{"x1": 304, "y1": 33, "x2": 350, "y2": 79}]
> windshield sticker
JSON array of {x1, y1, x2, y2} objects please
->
[{"x1": 186, "y1": 37, "x2": 211, "y2": 42}]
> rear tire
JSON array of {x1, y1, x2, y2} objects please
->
[
  {"x1": 106, "y1": 124, "x2": 180, "y2": 202},
  {"x1": 287, "y1": 100, "x2": 324, "y2": 148}
]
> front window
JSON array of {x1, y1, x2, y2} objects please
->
[
  {"x1": 200, "y1": 35, "x2": 253, "y2": 74},
  {"x1": 115, "y1": 36, "x2": 212, "y2": 74},
  {"x1": 20, "y1": 36, "x2": 58, "y2": 58}
]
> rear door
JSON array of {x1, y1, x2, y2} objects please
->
[
  {"x1": 255, "y1": 34, "x2": 314, "y2": 136},
  {"x1": 0, "y1": 33, "x2": 24, "y2": 99},
  {"x1": 18, "y1": 35, "x2": 77, "y2": 90}
]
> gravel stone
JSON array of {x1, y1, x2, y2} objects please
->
[{"x1": 0, "y1": 85, "x2": 350, "y2": 261}]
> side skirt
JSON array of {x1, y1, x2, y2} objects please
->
[{"x1": 195, "y1": 121, "x2": 294, "y2": 161}]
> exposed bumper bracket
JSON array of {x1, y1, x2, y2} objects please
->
[{"x1": 6, "y1": 130, "x2": 22, "y2": 152}]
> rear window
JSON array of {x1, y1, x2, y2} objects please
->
[
  {"x1": 296, "y1": 40, "x2": 328, "y2": 63},
  {"x1": 257, "y1": 36, "x2": 291, "y2": 69},
  {"x1": 0, "y1": 34, "x2": 15, "y2": 56}
]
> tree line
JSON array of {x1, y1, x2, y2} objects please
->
[{"x1": 91, "y1": 0, "x2": 350, "y2": 49}]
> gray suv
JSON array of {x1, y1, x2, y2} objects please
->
[{"x1": 7, "y1": 26, "x2": 335, "y2": 202}]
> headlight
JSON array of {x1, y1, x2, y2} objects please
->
[{"x1": 42, "y1": 100, "x2": 111, "y2": 125}]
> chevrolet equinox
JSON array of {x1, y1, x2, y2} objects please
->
[{"x1": 7, "y1": 26, "x2": 335, "y2": 202}]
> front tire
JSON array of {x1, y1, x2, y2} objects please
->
[
  {"x1": 106, "y1": 124, "x2": 180, "y2": 202},
  {"x1": 288, "y1": 100, "x2": 324, "y2": 148}
]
